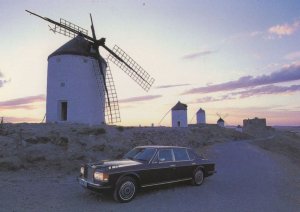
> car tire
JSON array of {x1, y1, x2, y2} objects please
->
[
  {"x1": 191, "y1": 168, "x2": 204, "y2": 186},
  {"x1": 113, "y1": 176, "x2": 137, "y2": 203}
]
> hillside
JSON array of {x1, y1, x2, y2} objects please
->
[{"x1": 0, "y1": 123, "x2": 249, "y2": 171}]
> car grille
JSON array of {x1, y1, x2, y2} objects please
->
[
  {"x1": 83, "y1": 165, "x2": 88, "y2": 178},
  {"x1": 84, "y1": 165, "x2": 95, "y2": 181}
]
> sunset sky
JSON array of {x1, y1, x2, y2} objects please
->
[{"x1": 0, "y1": 0, "x2": 300, "y2": 126}]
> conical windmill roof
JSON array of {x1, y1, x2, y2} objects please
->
[
  {"x1": 197, "y1": 108, "x2": 205, "y2": 113},
  {"x1": 172, "y1": 101, "x2": 187, "y2": 111},
  {"x1": 217, "y1": 118, "x2": 224, "y2": 123},
  {"x1": 48, "y1": 35, "x2": 100, "y2": 60}
]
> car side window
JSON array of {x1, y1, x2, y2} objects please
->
[
  {"x1": 173, "y1": 148, "x2": 190, "y2": 161},
  {"x1": 187, "y1": 149, "x2": 198, "y2": 160},
  {"x1": 158, "y1": 149, "x2": 173, "y2": 162},
  {"x1": 151, "y1": 153, "x2": 159, "y2": 163}
]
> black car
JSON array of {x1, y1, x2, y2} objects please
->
[{"x1": 78, "y1": 145, "x2": 215, "y2": 203}]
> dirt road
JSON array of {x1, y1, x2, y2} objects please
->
[{"x1": 1, "y1": 141, "x2": 299, "y2": 212}]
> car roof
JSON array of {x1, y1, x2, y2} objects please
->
[{"x1": 136, "y1": 145, "x2": 189, "y2": 149}]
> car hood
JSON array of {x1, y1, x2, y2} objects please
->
[{"x1": 88, "y1": 159, "x2": 142, "y2": 169}]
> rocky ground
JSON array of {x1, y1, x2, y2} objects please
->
[{"x1": 0, "y1": 123, "x2": 248, "y2": 172}]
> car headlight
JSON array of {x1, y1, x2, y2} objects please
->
[
  {"x1": 94, "y1": 171, "x2": 109, "y2": 182},
  {"x1": 80, "y1": 166, "x2": 85, "y2": 175}
]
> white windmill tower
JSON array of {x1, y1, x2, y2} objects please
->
[
  {"x1": 196, "y1": 108, "x2": 206, "y2": 124},
  {"x1": 171, "y1": 101, "x2": 188, "y2": 128},
  {"x1": 27, "y1": 10, "x2": 155, "y2": 125}
]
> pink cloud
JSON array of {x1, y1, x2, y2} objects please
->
[
  {"x1": 183, "y1": 63, "x2": 300, "y2": 94},
  {"x1": 285, "y1": 51, "x2": 300, "y2": 61},
  {"x1": 119, "y1": 95, "x2": 162, "y2": 103},
  {"x1": 182, "y1": 50, "x2": 217, "y2": 60},
  {"x1": 192, "y1": 84, "x2": 300, "y2": 104},
  {"x1": 155, "y1": 83, "x2": 190, "y2": 89},
  {"x1": 234, "y1": 84, "x2": 300, "y2": 98},
  {"x1": 0, "y1": 94, "x2": 45, "y2": 110},
  {"x1": 268, "y1": 20, "x2": 300, "y2": 37},
  {"x1": 194, "y1": 95, "x2": 235, "y2": 103}
]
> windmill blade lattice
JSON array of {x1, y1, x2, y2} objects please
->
[
  {"x1": 107, "y1": 45, "x2": 155, "y2": 92},
  {"x1": 53, "y1": 18, "x2": 88, "y2": 38},
  {"x1": 92, "y1": 59, "x2": 121, "y2": 124},
  {"x1": 104, "y1": 61, "x2": 121, "y2": 124}
]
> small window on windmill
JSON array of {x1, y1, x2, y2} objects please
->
[
  {"x1": 56, "y1": 58, "x2": 61, "y2": 63},
  {"x1": 59, "y1": 101, "x2": 68, "y2": 121},
  {"x1": 60, "y1": 82, "x2": 65, "y2": 87}
]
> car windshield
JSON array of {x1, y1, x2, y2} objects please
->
[{"x1": 123, "y1": 148, "x2": 156, "y2": 162}]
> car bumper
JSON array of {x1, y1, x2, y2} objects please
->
[{"x1": 78, "y1": 177, "x2": 111, "y2": 191}]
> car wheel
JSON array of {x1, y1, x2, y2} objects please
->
[
  {"x1": 191, "y1": 168, "x2": 204, "y2": 186},
  {"x1": 113, "y1": 176, "x2": 137, "y2": 203}
]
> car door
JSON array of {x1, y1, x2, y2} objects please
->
[
  {"x1": 173, "y1": 148, "x2": 194, "y2": 180},
  {"x1": 141, "y1": 148, "x2": 176, "y2": 185},
  {"x1": 157, "y1": 148, "x2": 177, "y2": 182}
]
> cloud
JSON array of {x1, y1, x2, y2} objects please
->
[
  {"x1": 155, "y1": 83, "x2": 190, "y2": 89},
  {"x1": 0, "y1": 94, "x2": 45, "y2": 110},
  {"x1": 268, "y1": 20, "x2": 300, "y2": 37},
  {"x1": 192, "y1": 84, "x2": 300, "y2": 104},
  {"x1": 194, "y1": 95, "x2": 235, "y2": 103},
  {"x1": 233, "y1": 84, "x2": 300, "y2": 98},
  {"x1": 182, "y1": 50, "x2": 217, "y2": 60},
  {"x1": 285, "y1": 51, "x2": 300, "y2": 61},
  {"x1": 0, "y1": 71, "x2": 10, "y2": 88},
  {"x1": 0, "y1": 79, "x2": 7, "y2": 88},
  {"x1": 119, "y1": 95, "x2": 162, "y2": 103},
  {"x1": 183, "y1": 63, "x2": 300, "y2": 94}
]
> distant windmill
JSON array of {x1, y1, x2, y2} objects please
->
[
  {"x1": 216, "y1": 113, "x2": 228, "y2": 127},
  {"x1": 26, "y1": 10, "x2": 155, "y2": 125}
]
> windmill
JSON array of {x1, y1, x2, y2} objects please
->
[
  {"x1": 216, "y1": 113, "x2": 228, "y2": 127},
  {"x1": 26, "y1": 10, "x2": 155, "y2": 124}
]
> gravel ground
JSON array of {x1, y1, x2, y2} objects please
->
[{"x1": 0, "y1": 140, "x2": 299, "y2": 212}]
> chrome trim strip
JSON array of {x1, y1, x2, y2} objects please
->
[
  {"x1": 78, "y1": 178, "x2": 111, "y2": 189},
  {"x1": 141, "y1": 178, "x2": 192, "y2": 188}
]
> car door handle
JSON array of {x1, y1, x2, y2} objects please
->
[{"x1": 169, "y1": 164, "x2": 176, "y2": 167}]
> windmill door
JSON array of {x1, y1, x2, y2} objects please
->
[{"x1": 59, "y1": 101, "x2": 68, "y2": 121}]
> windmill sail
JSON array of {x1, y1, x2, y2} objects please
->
[
  {"x1": 92, "y1": 59, "x2": 121, "y2": 124},
  {"x1": 52, "y1": 18, "x2": 88, "y2": 38},
  {"x1": 105, "y1": 61, "x2": 121, "y2": 123},
  {"x1": 107, "y1": 45, "x2": 155, "y2": 92}
]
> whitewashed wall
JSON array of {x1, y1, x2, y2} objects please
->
[
  {"x1": 217, "y1": 121, "x2": 225, "y2": 127},
  {"x1": 46, "y1": 55, "x2": 105, "y2": 125},
  {"x1": 171, "y1": 110, "x2": 188, "y2": 127},
  {"x1": 196, "y1": 111, "x2": 206, "y2": 124}
]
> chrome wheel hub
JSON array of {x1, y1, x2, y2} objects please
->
[
  {"x1": 195, "y1": 171, "x2": 203, "y2": 184},
  {"x1": 119, "y1": 181, "x2": 135, "y2": 201}
]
